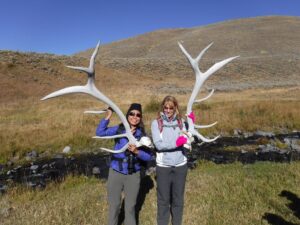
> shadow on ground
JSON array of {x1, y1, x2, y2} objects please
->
[{"x1": 263, "y1": 190, "x2": 300, "y2": 225}]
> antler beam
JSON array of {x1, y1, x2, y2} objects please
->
[
  {"x1": 178, "y1": 42, "x2": 239, "y2": 143},
  {"x1": 41, "y1": 42, "x2": 137, "y2": 153}
]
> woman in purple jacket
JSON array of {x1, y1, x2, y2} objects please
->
[{"x1": 96, "y1": 103, "x2": 152, "y2": 225}]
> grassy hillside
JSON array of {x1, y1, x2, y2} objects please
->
[{"x1": 78, "y1": 16, "x2": 300, "y2": 90}]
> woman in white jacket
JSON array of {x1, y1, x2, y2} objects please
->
[{"x1": 151, "y1": 96, "x2": 189, "y2": 225}]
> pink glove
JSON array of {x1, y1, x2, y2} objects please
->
[
  {"x1": 188, "y1": 112, "x2": 195, "y2": 123},
  {"x1": 176, "y1": 136, "x2": 188, "y2": 147}
]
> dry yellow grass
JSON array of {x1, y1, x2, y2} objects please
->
[{"x1": 1, "y1": 86, "x2": 300, "y2": 162}]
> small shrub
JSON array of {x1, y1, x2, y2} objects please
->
[
  {"x1": 193, "y1": 102, "x2": 212, "y2": 111},
  {"x1": 274, "y1": 139, "x2": 288, "y2": 149},
  {"x1": 256, "y1": 137, "x2": 269, "y2": 145},
  {"x1": 6, "y1": 62, "x2": 15, "y2": 69}
]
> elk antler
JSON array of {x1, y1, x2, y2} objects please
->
[
  {"x1": 41, "y1": 42, "x2": 137, "y2": 153},
  {"x1": 178, "y1": 42, "x2": 239, "y2": 143}
]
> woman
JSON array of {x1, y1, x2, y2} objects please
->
[
  {"x1": 96, "y1": 103, "x2": 152, "y2": 225},
  {"x1": 151, "y1": 96, "x2": 189, "y2": 225}
]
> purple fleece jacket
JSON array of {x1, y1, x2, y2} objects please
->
[{"x1": 96, "y1": 118, "x2": 152, "y2": 174}]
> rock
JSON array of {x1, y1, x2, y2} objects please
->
[
  {"x1": 49, "y1": 161, "x2": 57, "y2": 168},
  {"x1": 92, "y1": 167, "x2": 101, "y2": 175},
  {"x1": 62, "y1": 146, "x2": 71, "y2": 154},
  {"x1": 42, "y1": 164, "x2": 49, "y2": 169},
  {"x1": 284, "y1": 138, "x2": 300, "y2": 152},
  {"x1": 291, "y1": 144, "x2": 300, "y2": 152},
  {"x1": 278, "y1": 150, "x2": 288, "y2": 154},
  {"x1": 0, "y1": 184, "x2": 7, "y2": 194},
  {"x1": 254, "y1": 130, "x2": 275, "y2": 138},
  {"x1": 243, "y1": 132, "x2": 253, "y2": 138},
  {"x1": 30, "y1": 165, "x2": 39, "y2": 173},
  {"x1": 53, "y1": 154, "x2": 64, "y2": 159},
  {"x1": 25, "y1": 150, "x2": 38, "y2": 161},
  {"x1": 233, "y1": 129, "x2": 242, "y2": 136},
  {"x1": 6, "y1": 161, "x2": 13, "y2": 167},
  {"x1": 27, "y1": 150, "x2": 38, "y2": 158},
  {"x1": 39, "y1": 151, "x2": 50, "y2": 158},
  {"x1": 26, "y1": 180, "x2": 46, "y2": 189},
  {"x1": 259, "y1": 144, "x2": 278, "y2": 153}
]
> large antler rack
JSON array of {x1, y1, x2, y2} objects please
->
[
  {"x1": 178, "y1": 42, "x2": 239, "y2": 143},
  {"x1": 41, "y1": 42, "x2": 136, "y2": 153}
]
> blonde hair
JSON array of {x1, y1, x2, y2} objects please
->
[{"x1": 157, "y1": 95, "x2": 182, "y2": 119}]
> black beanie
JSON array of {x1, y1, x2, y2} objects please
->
[{"x1": 126, "y1": 103, "x2": 142, "y2": 117}]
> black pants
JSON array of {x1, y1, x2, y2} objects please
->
[{"x1": 156, "y1": 164, "x2": 188, "y2": 225}]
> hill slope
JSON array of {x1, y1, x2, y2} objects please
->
[
  {"x1": 1, "y1": 16, "x2": 300, "y2": 102},
  {"x1": 78, "y1": 16, "x2": 300, "y2": 91}
]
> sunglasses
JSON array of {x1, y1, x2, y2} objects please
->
[
  {"x1": 129, "y1": 112, "x2": 141, "y2": 118},
  {"x1": 164, "y1": 106, "x2": 174, "y2": 111}
]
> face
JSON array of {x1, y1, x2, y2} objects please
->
[
  {"x1": 163, "y1": 101, "x2": 175, "y2": 119},
  {"x1": 128, "y1": 110, "x2": 141, "y2": 127}
]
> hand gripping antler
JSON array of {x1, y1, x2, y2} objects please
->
[
  {"x1": 41, "y1": 42, "x2": 137, "y2": 153},
  {"x1": 178, "y1": 42, "x2": 239, "y2": 143}
]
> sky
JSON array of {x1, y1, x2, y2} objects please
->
[{"x1": 0, "y1": 0, "x2": 299, "y2": 55}]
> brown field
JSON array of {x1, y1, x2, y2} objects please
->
[{"x1": 1, "y1": 83, "x2": 299, "y2": 163}]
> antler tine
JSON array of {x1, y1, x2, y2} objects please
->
[
  {"x1": 84, "y1": 109, "x2": 107, "y2": 114},
  {"x1": 195, "y1": 89, "x2": 214, "y2": 103},
  {"x1": 178, "y1": 42, "x2": 194, "y2": 66},
  {"x1": 89, "y1": 41, "x2": 100, "y2": 70},
  {"x1": 41, "y1": 41, "x2": 137, "y2": 153},
  {"x1": 66, "y1": 41, "x2": 100, "y2": 75},
  {"x1": 178, "y1": 42, "x2": 213, "y2": 74},
  {"x1": 204, "y1": 56, "x2": 239, "y2": 79},
  {"x1": 192, "y1": 130, "x2": 220, "y2": 143},
  {"x1": 93, "y1": 134, "x2": 128, "y2": 139},
  {"x1": 195, "y1": 42, "x2": 214, "y2": 63},
  {"x1": 194, "y1": 89, "x2": 217, "y2": 130},
  {"x1": 178, "y1": 42, "x2": 239, "y2": 143},
  {"x1": 194, "y1": 121, "x2": 218, "y2": 129}
]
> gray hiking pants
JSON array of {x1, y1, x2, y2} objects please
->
[
  {"x1": 107, "y1": 168, "x2": 141, "y2": 225},
  {"x1": 156, "y1": 164, "x2": 188, "y2": 225}
]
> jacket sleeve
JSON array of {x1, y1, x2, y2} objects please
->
[
  {"x1": 96, "y1": 118, "x2": 119, "y2": 136},
  {"x1": 151, "y1": 120, "x2": 177, "y2": 151},
  {"x1": 137, "y1": 148, "x2": 152, "y2": 161}
]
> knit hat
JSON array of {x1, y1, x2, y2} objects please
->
[{"x1": 126, "y1": 103, "x2": 142, "y2": 117}]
